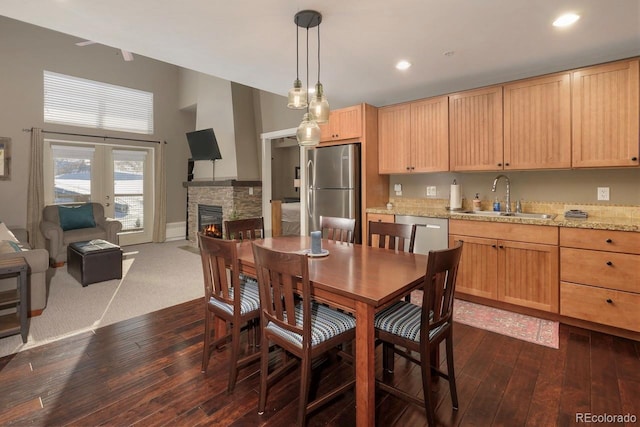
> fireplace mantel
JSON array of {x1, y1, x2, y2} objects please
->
[{"x1": 183, "y1": 180, "x2": 262, "y2": 188}]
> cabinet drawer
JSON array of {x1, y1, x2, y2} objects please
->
[
  {"x1": 561, "y1": 281, "x2": 640, "y2": 332},
  {"x1": 449, "y1": 219, "x2": 558, "y2": 245},
  {"x1": 560, "y1": 248, "x2": 640, "y2": 293},
  {"x1": 560, "y1": 228, "x2": 640, "y2": 254}
]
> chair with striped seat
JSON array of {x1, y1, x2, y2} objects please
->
[
  {"x1": 251, "y1": 242, "x2": 356, "y2": 426},
  {"x1": 198, "y1": 233, "x2": 261, "y2": 392},
  {"x1": 374, "y1": 242, "x2": 463, "y2": 426}
]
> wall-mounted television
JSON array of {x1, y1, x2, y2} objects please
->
[{"x1": 186, "y1": 128, "x2": 222, "y2": 160}]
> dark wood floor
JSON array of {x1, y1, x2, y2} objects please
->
[{"x1": 1, "y1": 298, "x2": 638, "y2": 426}]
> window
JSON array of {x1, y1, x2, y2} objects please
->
[
  {"x1": 43, "y1": 70, "x2": 154, "y2": 134},
  {"x1": 51, "y1": 145, "x2": 94, "y2": 204}
]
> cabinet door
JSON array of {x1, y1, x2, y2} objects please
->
[
  {"x1": 449, "y1": 86, "x2": 503, "y2": 171},
  {"x1": 411, "y1": 97, "x2": 449, "y2": 172},
  {"x1": 498, "y1": 240, "x2": 559, "y2": 313},
  {"x1": 449, "y1": 234, "x2": 498, "y2": 299},
  {"x1": 572, "y1": 59, "x2": 640, "y2": 167},
  {"x1": 378, "y1": 104, "x2": 411, "y2": 173},
  {"x1": 503, "y1": 73, "x2": 572, "y2": 170},
  {"x1": 320, "y1": 105, "x2": 362, "y2": 142}
]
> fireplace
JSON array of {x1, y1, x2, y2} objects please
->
[{"x1": 198, "y1": 204, "x2": 223, "y2": 238}]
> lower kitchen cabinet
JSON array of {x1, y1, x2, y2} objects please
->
[
  {"x1": 560, "y1": 228, "x2": 640, "y2": 333},
  {"x1": 449, "y1": 219, "x2": 559, "y2": 313}
]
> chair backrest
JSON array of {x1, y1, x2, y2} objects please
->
[
  {"x1": 320, "y1": 216, "x2": 356, "y2": 243},
  {"x1": 224, "y1": 217, "x2": 265, "y2": 241},
  {"x1": 367, "y1": 221, "x2": 417, "y2": 252},
  {"x1": 251, "y1": 242, "x2": 312, "y2": 349},
  {"x1": 198, "y1": 232, "x2": 241, "y2": 309},
  {"x1": 420, "y1": 242, "x2": 463, "y2": 338}
]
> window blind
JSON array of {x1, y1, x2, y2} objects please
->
[{"x1": 44, "y1": 70, "x2": 154, "y2": 135}]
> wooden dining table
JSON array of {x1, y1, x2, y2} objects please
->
[{"x1": 235, "y1": 236, "x2": 428, "y2": 427}]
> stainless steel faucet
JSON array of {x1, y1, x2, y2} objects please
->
[{"x1": 491, "y1": 174, "x2": 511, "y2": 213}]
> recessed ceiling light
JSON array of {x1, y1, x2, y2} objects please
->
[
  {"x1": 396, "y1": 60, "x2": 411, "y2": 71},
  {"x1": 553, "y1": 13, "x2": 580, "y2": 27}
]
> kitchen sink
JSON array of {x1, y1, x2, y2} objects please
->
[{"x1": 450, "y1": 210, "x2": 556, "y2": 220}]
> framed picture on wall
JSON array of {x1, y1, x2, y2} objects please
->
[{"x1": 0, "y1": 137, "x2": 10, "y2": 181}]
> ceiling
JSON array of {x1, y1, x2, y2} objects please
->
[{"x1": 1, "y1": 1, "x2": 639, "y2": 108}]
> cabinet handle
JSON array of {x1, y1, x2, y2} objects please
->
[
  {"x1": 498, "y1": 245, "x2": 504, "y2": 249},
  {"x1": 491, "y1": 244, "x2": 497, "y2": 248},
  {"x1": 504, "y1": 162, "x2": 510, "y2": 167},
  {"x1": 605, "y1": 238, "x2": 612, "y2": 243},
  {"x1": 632, "y1": 157, "x2": 638, "y2": 161},
  {"x1": 406, "y1": 166, "x2": 411, "y2": 170},
  {"x1": 497, "y1": 163, "x2": 502, "y2": 167},
  {"x1": 410, "y1": 166, "x2": 415, "y2": 170},
  {"x1": 606, "y1": 298, "x2": 613, "y2": 304},
  {"x1": 606, "y1": 261, "x2": 613, "y2": 266}
]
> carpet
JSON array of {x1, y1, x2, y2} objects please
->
[
  {"x1": 0, "y1": 240, "x2": 204, "y2": 358},
  {"x1": 411, "y1": 292, "x2": 559, "y2": 349}
]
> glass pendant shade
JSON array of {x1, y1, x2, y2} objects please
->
[
  {"x1": 296, "y1": 113, "x2": 321, "y2": 146},
  {"x1": 309, "y1": 83, "x2": 329, "y2": 123},
  {"x1": 287, "y1": 79, "x2": 307, "y2": 109}
]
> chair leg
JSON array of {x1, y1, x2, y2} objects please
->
[
  {"x1": 382, "y1": 342, "x2": 395, "y2": 373},
  {"x1": 228, "y1": 320, "x2": 242, "y2": 392},
  {"x1": 297, "y1": 354, "x2": 312, "y2": 426},
  {"x1": 446, "y1": 334, "x2": 459, "y2": 410},
  {"x1": 421, "y1": 343, "x2": 437, "y2": 426},
  {"x1": 257, "y1": 331, "x2": 270, "y2": 415},
  {"x1": 201, "y1": 310, "x2": 212, "y2": 373}
]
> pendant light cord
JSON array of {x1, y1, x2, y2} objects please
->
[
  {"x1": 306, "y1": 26, "x2": 310, "y2": 114},
  {"x1": 295, "y1": 17, "x2": 299, "y2": 80},
  {"x1": 317, "y1": 23, "x2": 321, "y2": 85}
]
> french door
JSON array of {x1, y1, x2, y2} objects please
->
[{"x1": 44, "y1": 141, "x2": 154, "y2": 246}]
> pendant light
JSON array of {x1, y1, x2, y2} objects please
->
[
  {"x1": 292, "y1": 10, "x2": 324, "y2": 147},
  {"x1": 309, "y1": 22, "x2": 329, "y2": 124},
  {"x1": 287, "y1": 15, "x2": 307, "y2": 109}
]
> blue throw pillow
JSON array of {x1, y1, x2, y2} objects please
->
[{"x1": 58, "y1": 204, "x2": 96, "y2": 231}]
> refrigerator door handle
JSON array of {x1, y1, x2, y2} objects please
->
[{"x1": 306, "y1": 159, "x2": 314, "y2": 219}]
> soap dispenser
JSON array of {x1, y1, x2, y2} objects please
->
[
  {"x1": 493, "y1": 197, "x2": 501, "y2": 212},
  {"x1": 473, "y1": 193, "x2": 482, "y2": 211}
]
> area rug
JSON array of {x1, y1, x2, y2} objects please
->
[
  {"x1": 0, "y1": 240, "x2": 204, "y2": 359},
  {"x1": 411, "y1": 292, "x2": 559, "y2": 349}
]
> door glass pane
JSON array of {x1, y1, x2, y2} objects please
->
[
  {"x1": 52, "y1": 145, "x2": 94, "y2": 204},
  {"x1": 113, "y1": 150, "x2": 146, "y2": 232}
]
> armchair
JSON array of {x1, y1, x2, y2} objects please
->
[{"x1": 40, "y1": 203, "x2": 122, "y2": 266}]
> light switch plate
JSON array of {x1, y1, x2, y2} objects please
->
[
  {"x1": 426, "y1": 186, "x2": 437, "y2": 197},
  {"x1": 394, "y1": 184, "x2": 402, "y2": 192}
]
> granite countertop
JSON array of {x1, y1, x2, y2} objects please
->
[{"x1": 366, "y1": 206, "x2": 640, "y2": 232}]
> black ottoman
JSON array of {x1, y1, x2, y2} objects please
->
[{"x1": 67, "y1": 240, "x2": 123, "y2": 287}]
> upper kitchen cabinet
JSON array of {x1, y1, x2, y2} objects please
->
[
  {"x1": 378, "y1": 96, "x2": 448, "y2": 174},
  {"x1": 572, "y1": 58, "x2": 640, "y2": 168},
  {"x1": 449, "y1": 86, "x2": 503, "y2": 171},
  {"x1": 503, "y1": 72, "x2": 572, "y2": 170},
  {"x1": 319, "y1": 105, "x2": 362, "y2": 142}
]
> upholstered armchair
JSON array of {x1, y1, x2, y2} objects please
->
[{"x1": 40, "y1": 203, "x2": 122, "y2": 266}]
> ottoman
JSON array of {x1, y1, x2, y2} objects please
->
[{"x1": 67, "y1": 240, "x2": 123, "y2": 286}]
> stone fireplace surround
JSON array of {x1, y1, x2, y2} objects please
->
[{"x1": 183, "y1": 180, "x2": 262, "y2": 243}]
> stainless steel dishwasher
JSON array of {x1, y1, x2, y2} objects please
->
[{"x1": 395, "y1": 215, "x2": 449, "y2": 255}]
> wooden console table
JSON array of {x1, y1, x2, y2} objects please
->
[{"x1": 0, "y1": 257, "x2": 29, "y2": 343}]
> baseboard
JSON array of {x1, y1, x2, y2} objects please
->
[{"x1": 165, "y1": 221, "x2": 186, "y2": 241}]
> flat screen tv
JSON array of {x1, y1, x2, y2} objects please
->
[{"x1": 186, "y1": 128, "x2": 222, "y2": 160}]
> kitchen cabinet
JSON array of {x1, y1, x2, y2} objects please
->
[
  {"x1": 449, "y1": 86, "x2": 503, "y2": 171},
  {"x1": 378, "y1": 96, "x2": 448, "y2": 174},
  {"x1": 320, "y1": 105, "x2": 362, "y2": 142},
  {"x1": 560, "y1": 228, "x2": 640, "y2": 332},
  {"x1": 449, "y1": 219, "x2": 559, "y2": 313},
  {"x1": 503, "y1": 72, "x2": 572, "y2": 170},
  {"x1": 571, "y1": 58, "x2": 640, "y2": 167}
]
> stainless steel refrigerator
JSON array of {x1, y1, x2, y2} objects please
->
[{"x1": 307, "y1": 144, "x2": 361, "y2": 242}]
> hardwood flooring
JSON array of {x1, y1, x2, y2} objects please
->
[{"x1": 1, "y1": 298, "x2": 638, "y2": 426}]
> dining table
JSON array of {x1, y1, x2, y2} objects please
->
[{"x1": 235, "y1": 235, "x2": 428, "y2": 427}]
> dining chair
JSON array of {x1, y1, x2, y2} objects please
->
[
  {"x1": 198, "y1": 233, "x2": 261, "y2": 392},
  {"x1": 224, "y1": 217, "x2": 265, "y2": 241},
  {"x1": 251, "y1": 242, "x2": 356, "y2": 426},
  {"x1": 373, "y1": 242, "x2": 463, "y2": 426},
  {"x1": 320, "y1": 215, "x2": 356, "y2": 243},
  {"x1": 367, "y1": 220, "x2": 417, "y2": 252}
]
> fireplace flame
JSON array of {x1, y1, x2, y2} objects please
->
[{"x1": 203, "y1": 224, "x2": 223, "y2": 238}]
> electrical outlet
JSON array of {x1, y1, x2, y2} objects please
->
[
  {"x1": 426, "y1": 186, "x2": 437, "y2": 197},
  {"x1": 597, "y1": 187, "x2": 610, "y2": 201}
]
